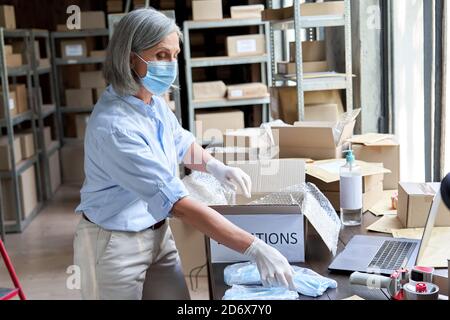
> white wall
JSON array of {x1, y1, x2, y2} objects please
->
[{"x1": 392, "y1": 0, "x2": 425, "y2": 182}]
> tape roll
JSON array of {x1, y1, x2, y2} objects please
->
[{"x1": 403, "y1": 282, "x2": 439, "y2": 300}]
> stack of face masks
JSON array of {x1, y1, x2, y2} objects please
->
[
  {"x1": 223, "y1": 285, "x2": 299, "y2": 301},
  {"x1": 223, "y1": 262, "x2": 337, "y2": 300}
]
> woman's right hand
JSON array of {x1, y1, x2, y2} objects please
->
[{"x1": 244, "y1": 237, "x2": 296, "y2": 291}]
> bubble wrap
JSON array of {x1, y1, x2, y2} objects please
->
[
  {"x1": 250, "y1": 183, "x2": 341, "y2": 256},
  {"x1": 223, "y1": 285, "x2": 299, "y2": 300},
  {"x1": 182, "y1": 171, "x2": 235, "y2": 205}
]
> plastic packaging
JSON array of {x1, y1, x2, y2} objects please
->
[
  {"x1": 223, "y1": 285, "x2": 299, "y2": 300},
  {"x1": 224, "y1": 262, "x2": 337, "y2": 298},
  {"x1": 182, "y1": 171, "x2": 235, "y2": 205},
  {"x1": 339, "y1": 150, "x2": 363, "y2": 226}
]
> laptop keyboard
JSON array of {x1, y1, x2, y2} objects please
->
[{"x1": 368, "y1": 240, "x2": 416, "y2": 271}]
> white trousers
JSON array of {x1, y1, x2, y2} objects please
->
[{"x1": 73, "y1": 216, "x2": 191, "y2": 300}]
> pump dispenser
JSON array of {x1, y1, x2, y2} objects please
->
[{"x1": 340, "y1": 150, "x2": 363, "y2": 226}]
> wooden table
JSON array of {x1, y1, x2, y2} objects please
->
[{"x1": 207, "y1": 212, "x2": 391, "y2": 300}]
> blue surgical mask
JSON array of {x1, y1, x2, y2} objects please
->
[{"x1": 134, "y1": 53, "x2": 178, "y2": 96}]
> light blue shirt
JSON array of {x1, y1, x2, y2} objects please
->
[{"x1": 75, "y1": 86, "x2": 195, "y2": 232}]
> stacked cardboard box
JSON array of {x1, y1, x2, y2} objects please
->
[
  {"x1": 0, "y1": 5, "x2": 16, "y2": 29},
  {"x1": 65, "y1": 71, "x2": 106, "y2": 107},
  {"x1": 0, "y1": 90, "x2": 17, "y2": 118},
  {"x1": 0, "y1": 136, "x2": 22, "y2": 170},
  {"x1": 349, "y1": 134, "x2": 400, "y2": 190},
  {"x1": 192, "y1": 0, "x2": 223, "y2": 21},
  {"x1": 230, "y1": 5, "x2": 265, "y2": 19},
  {"x1": 227, "y1": 34, "x2": 266, "y2": 57},
  {"x1": 1, "y1": 165, "x2": 39, "y2": 220},
  {"x1": 270, "y1": 86, "x2": 343, "y2": 123},
  {"x1": 195, "y1": 110, "x2": 245, "y2": 143},
  {"x1": 306, "y1": 159, "x2": 390, "y2": 212},
  {"x1": 107, "y1": 0, "x2": 123, "y2": 13}
]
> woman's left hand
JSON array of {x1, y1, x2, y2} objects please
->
[{"x1": 206, "y1": 159, "x2": 252, "y2": 198}]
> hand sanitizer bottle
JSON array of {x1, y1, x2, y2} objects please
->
[{"x1": 340, "y1": 150, "x2": 363, "y2": 226}]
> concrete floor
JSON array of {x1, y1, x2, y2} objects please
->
[{"x1": 0, "y1": 185, "x2": 209, "y2": 300}]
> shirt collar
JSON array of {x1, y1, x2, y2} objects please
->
[{"x1": 107, "y1": 85, "x2": 157, "y2": 117}]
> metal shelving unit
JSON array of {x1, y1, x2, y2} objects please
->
[
  {"x1": 266, "y1": 0, "x2": 353, "y2": 120},
  {"x1": 50, "y1": 28, "x2": 109, "y2": 148},
  {"x1": 0, "y1": 28, "x2": 45, "y2": 234},
  {"x1": 30, "y1": 29, "x2": 61, "y2": 200},
  {"x1": 183, "y1": 18, "x2": 273, "y2": 140}
]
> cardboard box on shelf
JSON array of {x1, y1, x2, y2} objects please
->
[
  {"x1": 230, "y1": 5, "x2": 265, "y2": 19},
  {"x1": 0, "y1": 136, "x2": 22, "y2": 171},
  {"x1": 75, "y1": 113, "x2": 90, "y2": 139},
  {"x1": 398, "y1": 182, "x2": 450, "y2": 228},
  {"x1": 0, "y1": 90, "x2": 17, "y2": 118},
  {"x1": 290, "y1": 41, "x2": 326, "y2": 63},
  {"x1": 348, "y1": 134, "x2": 400, "y2": 190},
  {"x1": 271, "y1": 118, "x2": 356, "y2": 160},
  {"x1": 1, "y1": 165, "x2": 39, "y2": 221},
  {"x1": 93, "y1": 87, "x2": 106, "y2": 102},
  {"x1": 226, "y1": 34, "x2": 265, "y2": 57},
  {"x1": 56, "y1": 24, "x2": 68, "y2": 32},
  {"x1": 90, "y1": 50, "x2": 106, "y2": 58},
  {"x1": 9, "y1": 84, "x2": 28, "y2": 114},
  {"x1": 60, "y1": 39, "x2": 87, "y2": 59},
  {"x1": 227, "y1": 83, "x2": 268, "y2": 100},
  {"x1": 305, "y1": 104, "x2": 339, "y2": 122},
  {"x1": 12, "y1": 40, "x2": 40, "y2": 63},
  {"x1": 107, "y1": 0, "x2": 123, "y2": 13},
  {"x1": 49, "y1": 148, "x2": 62, "y2": 194},
  {"x1": 193, "y1": 81, "x2": 227, "y2": 101},
  {"x1": 79, "y1": 71, "x2": 107, "y2": 89},
  {"x1": 6, "y1": 54, "x2": 22, "y2": 67},
  {"x1": 169, "y1": 218, "x2": 208, "y2": 276},
  {"x1": 65, "y1": 89, "x2": 93, "y2": 107},
  {"x1": 195, "y1": 110, "x2": 245, "y2": 143},
  {"x1": 4, "y1": 44, "x2": 12, "y2": 55},
  {"x1": 80, "y1": 11, "x2": 106, "y2": 29},
  {"x1": 278, "y1": 61, "x2": 329, "y2": 75},
  {"x1": 0, "y1": 5, "x2": 16, "y2": 29},
  {"x1": 192, "y1": 0, "x2": 223, "y2": 21},
  {"x1": 43, "y1": 126, "x2": 53, "y2": 149},
  {"x1": 60, "y1": 144, "x2": 85, "y2": 185},
  {"x1": 306, "y1": 159, "x2": 389, "y2": 211},
  {"x1": 305, "y1": 90, "x2": 344, "y2": 114},
  {"x1": 17, "y1": 132, "x2": 35, "y2": 159},
  {"x1": 262, "y1": 1, "x2": 344, "y2": 21}
]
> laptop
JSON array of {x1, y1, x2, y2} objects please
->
[{"x1": 328, "y1": 189, "x2": 443, "y2": 275}]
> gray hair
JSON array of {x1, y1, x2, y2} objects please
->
[{"x1": 104, "y1": 8, "x2": 181, "y2": 96}]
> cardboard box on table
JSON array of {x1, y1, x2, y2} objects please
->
[
  {"x1": 348, "y1": 133, "x2": 400, "y2": 190},
  {"x1": 226, "y1": 34, "x2": 265, "y2": 57},
  {"x1": 271, "y1": 120, "x2": 355, "y2": 160},
  {"x1": 306, "y1": 159, "x2": 390, "y2": 212},
  {"x1": 193, "y1": 81, "x2": 227, "y2": 101},
  {"x1": 195, "y1": 110, "x2": 244, "y2": 143},
  {"x1": 230, "y1": 5, "x2": 265, "y2": 19},
  {"x1": 192, "y1": 0, "x2": 223, "y2": 21},
  {"x1": 398, "y1": 182, "x2": 450, "y2": 228},
  {"x1": 208, "y1": 159, "x2": 308, "y2": 263},
  {"x1": 1, "y1": 165, "x2": 38, "y2": 221},
  {"x1": 0, "y1": 136, "x2": 22, "y2": 170}
]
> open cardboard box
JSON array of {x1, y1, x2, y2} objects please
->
[
  {"x1": 272, "y1": 120, "x2": 355, "y2": 160},
  {"x1": 306, "y1": 159, "x2": 390, "y2": 211}
]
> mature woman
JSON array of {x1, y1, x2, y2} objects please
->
[{"x1": 74, "y1": 8, "x2": 294, "y2": 300}]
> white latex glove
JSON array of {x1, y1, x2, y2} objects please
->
[
  {"x1": 244, "y1": 237, "x2": 296, "y2": 291},
  {"x1": 206, "y1": 158, "x2": 252, "y2": 198}
]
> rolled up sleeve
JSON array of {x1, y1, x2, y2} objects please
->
[{"x1": 99, "y1": 129, "x2": 189, "y2": 221}]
